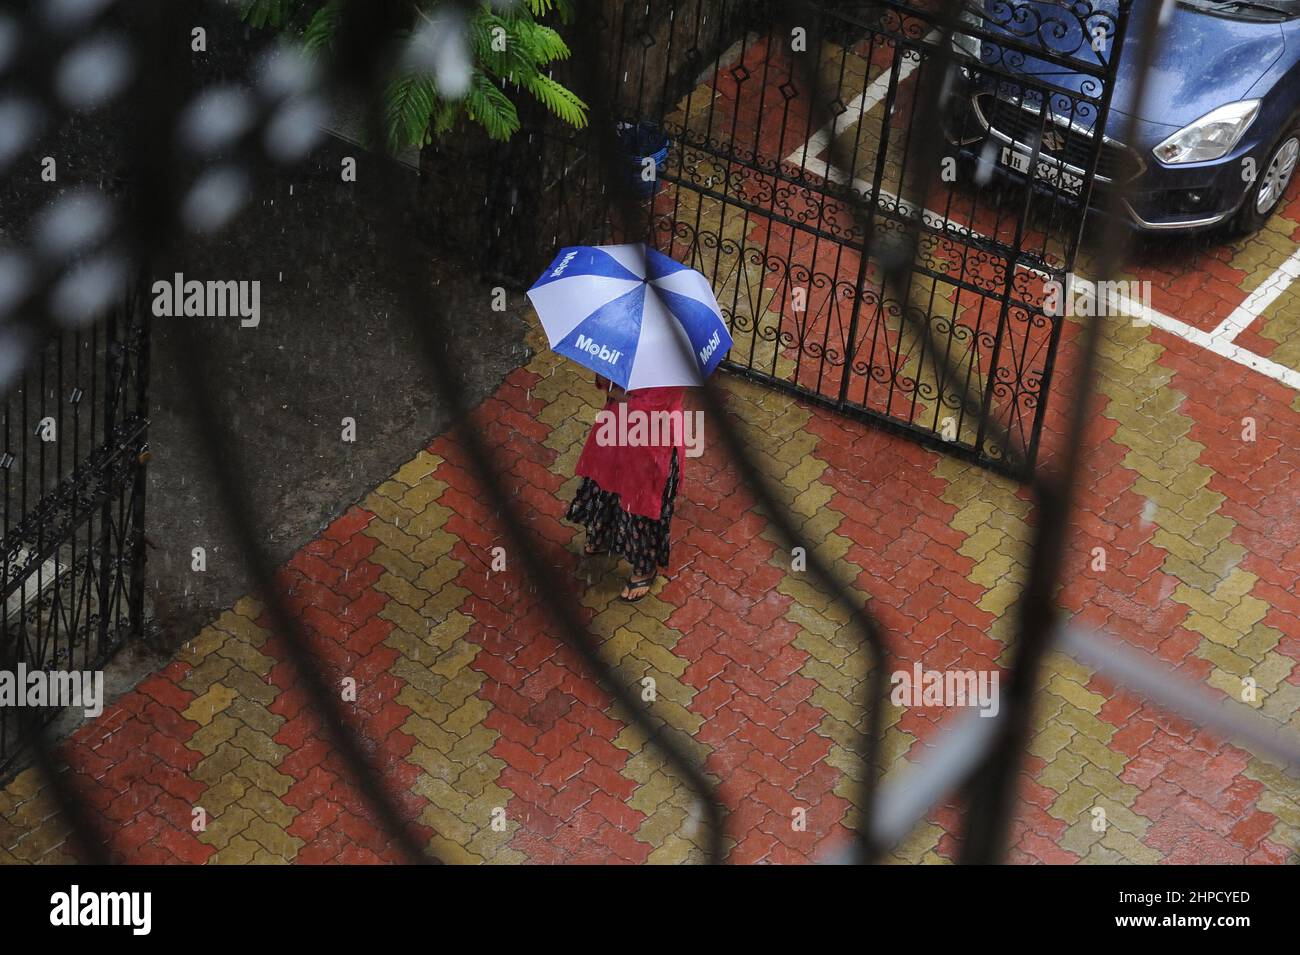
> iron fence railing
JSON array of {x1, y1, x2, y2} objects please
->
[
  {"x1": 0, "y1": 274, "x2": 149, "y2": 775},
  {"x1": 0, "y1": 0, "x2": 1297, "y2": 866}
]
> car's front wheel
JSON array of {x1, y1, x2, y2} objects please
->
[{"x1": 1232, "y1": 128, "x2": 1299, "y2": 235}]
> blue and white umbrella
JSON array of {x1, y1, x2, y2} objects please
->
[{"x1": 526, "y1": 243, "x2": 732, "y2": 389}]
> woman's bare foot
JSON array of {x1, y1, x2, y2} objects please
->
[
  {"x1": 583, "y1": 540, "x2": 606, "y2": 556},
  {"x1": 620, "y1": 574, "x2": 656, "y2": 602}
]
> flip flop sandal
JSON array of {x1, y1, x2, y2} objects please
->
[
  {"x1": 620, "y1": 574, "x2": 656, "y2": 602},
  {"x1": 583, "y1": 540, "x2": 608, "y2": 556}
]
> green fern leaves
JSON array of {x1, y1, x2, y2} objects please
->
[
  {"x1": 464, "y1": 73, "x2": 521, "y2": 142},
  {"x1": 385, "y1": 72, "x2": 443, "y2": 149},
  {"x1": 240, "y1": 0, "x2": 588, "y2": 150},
  {"x1": 303, "y1": 0, "x2": 345, "y2": 54},
  {"x1": 524, "y1": 72, "x2": 587, "y2": 129},
  {"x1": 240, "y1": 0, "x2": 295, "y2": 31}
]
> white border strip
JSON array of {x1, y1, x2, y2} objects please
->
[
  {"x1": 785, "y1": 31, "x2": 938, "y2": 174},
  {"x1": 1122, "y1": 292, "x2": 1300, "y2": 390},
  {"x1": 1208, "y1": 245, "x2": 1300, "y2": 344}
]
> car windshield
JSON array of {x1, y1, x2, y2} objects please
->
[{"x1": 1177, "y1": 0, "x2": 1300, "y2": 19}]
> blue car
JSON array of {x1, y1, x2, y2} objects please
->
[{"x1": 948, "y1": 0, "x2": 1300, "y2": 235}]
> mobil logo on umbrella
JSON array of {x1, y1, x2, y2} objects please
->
[{"x1": 526, "y1": 243, "x2": 733, "y2": 390}]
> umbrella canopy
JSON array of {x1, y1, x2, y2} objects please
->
[{"x1": 526, "y1": 243, "x2": 733, "y2": 390}]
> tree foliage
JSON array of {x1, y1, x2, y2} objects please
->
[{"x1": 240, "y1": 0, "x2": 588, "y2": 150}]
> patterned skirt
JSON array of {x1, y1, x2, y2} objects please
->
[{"x1": 565, "y1": 449, "x2": 680, "y2": 576}]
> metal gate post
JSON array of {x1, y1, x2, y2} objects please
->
[
  {"x1": 128, "y1": 284, "x2": 150, "y2": 644},
  {"x1": 836, "y1": 35, "x2": 910, "y2": 410}
]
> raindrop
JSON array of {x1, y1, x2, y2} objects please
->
[
  {"x1": 34, "y1": 189, "x2": 113, "y2": 261},
  {"x1": 0, "y1": 16, "x2": 20, "y2": 75},
  {"x1": 0, "y1": 251, "x2": 32, "y2": 321},
  {"x1": 264, "y1": 96, "x2": 325, "y2": 162},
  {"x1": 0, "y1": 324, "x2": 31, "y2": 391},
  {"x1": 42, "y1": 0, "x2": 114, "y2": 33},
  {"x1": 406, "y1": 6, "x2": 472, "y2": 99},
  {"x1": 180, "y1": 86, "x2": 255, "y2": 154},
  {"x1": 256, "y1": 44, "x2": 318, "y2": 100},
  {"x1": 975, "y1": 137, "x2": 998, "y2": 187},
  {"x1": 0, "y1": 97, "x2": 41, "y2": 168},
  {"x1": 57, "y1": 34, "x2": 132, "y2": 109},
  {"x1": 50, "y1": 253, "x2": 125, "y2": 327},
  {"x1": 182, "y1": 165, "x2": 249, "y2": 233}
]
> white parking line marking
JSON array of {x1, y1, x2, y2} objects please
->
[
  {"x1": 784, "y1": 32, "x2": 938, "y2": 173},
  {"x1": 791, "y1": 160, "x2": 1300, "y2": 392},
  {"x1": 1120, "y1": 293, "x2": 1300, "y2": 390},
  {"x1": 1208, "y1": 244, "x2": 1300, "y2": 344}
]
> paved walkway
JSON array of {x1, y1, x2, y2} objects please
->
[
  {"x1": 4, "y1": 285, "x2": 1300, "y2": 863},
  {"x1": 3, "y1": 31, "x2": 1300, "y2": 865}
]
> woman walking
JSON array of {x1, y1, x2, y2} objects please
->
[
  {"x1": 528, "y1": 243, "x2": 730, "y2": 598},
  {"x1": 566, "y1": 374, "x2": 685, "y2": 602}
]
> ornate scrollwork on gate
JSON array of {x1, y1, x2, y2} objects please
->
[
  {"x1": 976, "y1": 0, "x2": 1120, "y2": 69},
  {"x1": 617, "y1": 0, "x2": 1103, "y2": 476}
]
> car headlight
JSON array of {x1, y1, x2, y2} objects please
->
[{"x1": 1153, "y1": 100, "x2": 1260, "y2": 164}]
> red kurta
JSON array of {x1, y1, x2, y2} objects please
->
[{"x1": 575, "y1": 386, "x2": 686, "y2": 519}]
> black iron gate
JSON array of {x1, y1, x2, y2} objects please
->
[
  {"x1": 586, "y1": 0, "x2": 1129, "y2": 478},
  {"x1": 0, "y1": 289, "x2": 150, "y2": 775}
]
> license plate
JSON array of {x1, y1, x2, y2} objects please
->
[{"x1": 1000, "y1": 145, "x2": 1084, "y2": 197}]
